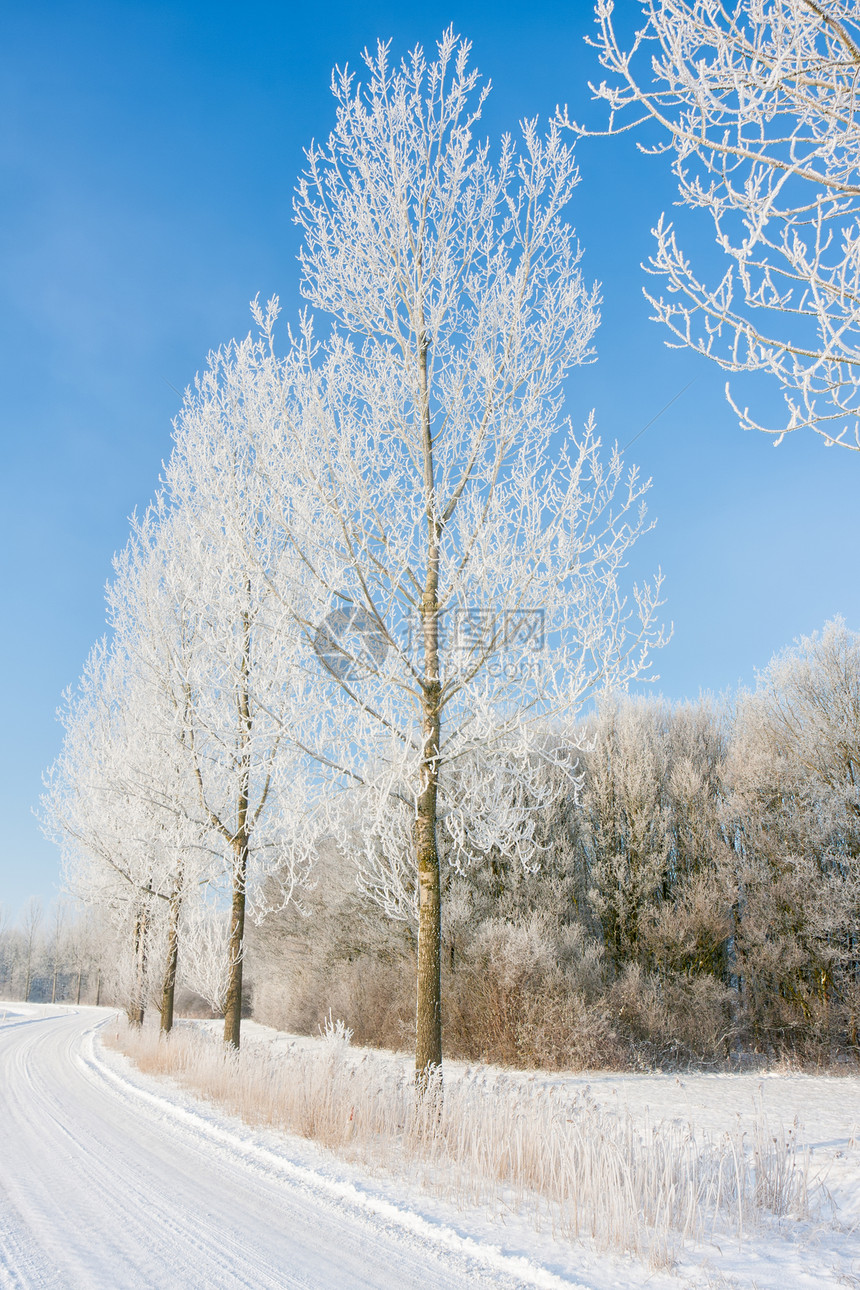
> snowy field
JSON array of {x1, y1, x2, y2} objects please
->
[
  {"x1": 189, "y1": 1018, "x2": 860, "y2": 1290},
  {"x1": 1, "y1": 1004, "x2": 858, "y2": 1290}
]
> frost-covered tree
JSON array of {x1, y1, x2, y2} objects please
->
[
  {"x1": 246, "y1": 32, "x2": 665, "y2": 1081},
  {"x1": 63, "y1": 907, "x2": 103, "y2": 1005},
  {"x1": 575, "y1": 696, "x2": 732, "y2": 982},
  {"x1": 153, "y1": 341, "x2": 311, "y2": 1047},
  {"x1": 107, "y1": 523, "x2": 210, "y2": 1031},
  {"x1": 725, "y1": 619, "x2": 860, "y2": 1049},
  {"x1": 575, "y1": 0, "x2": 860, "y2": 448},
  {"x1": 44, "y1": 329, "x2": 309, "y2": 1044},
  {"x1": 47, "y1": 901, "x2": 69, "y2": 1005},
  {"x1": 0, "y1": 902, "x2": 111, "y2": 1005},
  {"x1": 20, "y1": 898, "x2": 43, "y2": 1003},
  {"x1": 579, "y1": 699, "x2": 673, "y2": 969},
  {"x1": 44, "y1": 636, "x2": 194, "y2": 1026},
  {"x1": 0, "y1": 906, "x2": 13, "y2": 997},
  {"x1": 754, "y1": 618, "x2": 860, "y2": 813}
]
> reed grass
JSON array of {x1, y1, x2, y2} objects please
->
[{"x1": 107, "y1": 1018, "x2": 815, "y2": 1267}]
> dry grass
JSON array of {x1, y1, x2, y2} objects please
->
[{"x1": 106, "y1": 1018, "x2": 817, "y2": 1267}]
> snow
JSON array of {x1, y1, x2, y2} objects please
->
[
  {"x1": 1, "y1": 1004, "x2": 858, "y2": 1289},
  {"x1": 194, "y1": 1018, "x2": 860, "y2": 1290},
  {"x1": 0, "y1": 1004, "x2": 591, "y2": 1289}
]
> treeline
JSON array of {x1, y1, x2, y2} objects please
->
[
  {"x1": 0, "y1": 901, "x2": 106, "y2": 1006},
  {"x1": 0, "y1": 899, "x2": 215, "y2": 1017},
  {"x1": 252, "y1": 621, "x2": 860, "y2": 1069},
  {"x1": 26, "y1": 619, "x2": 860, "y2": 1068},
  {"x1": 33, "y1": 37, "x2": 858, "y2": 1073}
]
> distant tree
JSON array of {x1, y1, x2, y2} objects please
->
[
  {"x1": 20, "y1": 898, "x2": 43, "y2": 1002},
  {"x1": 106, "y1": 511, "x2": 219, "y2": 1034},
  {"x1": 45, "y1": 643, "x2": 171, "y2": 1026},
  {"x1": 47, "y1": 901, "x2": 68, "y2": 1004},
  {"x1": 579, "y1": 699, "x2": 673, "y2": 970},
  {"x1": 0, "y1": 905, "x2": 14, "y2": 997},
  {"x1": 575, "y1": 0, "x2": 860, "y2": 449},
  {"x1": 726, "y1": 619, "x2": 860, "y2": 1051},
  {"x1": 64, "y1": 908, "x2": 98, "y2": 1005},
  {"x1": 754, "y1": 618, "x2": 860, "y2": 813},
  {"x1": 44, "y1": 592, "x2": 228, "y2": 1031}
]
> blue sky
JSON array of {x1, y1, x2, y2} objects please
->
[{"x1": 2, "y1": 1, "x2": 857, "y2": 912}]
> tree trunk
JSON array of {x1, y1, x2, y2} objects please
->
[
  {"x1": 222, "y1": 840, "x2": 247, "y2": 1048},
  {"x1": 160, "y1": 884, "x2": 182, "y2": 1034},
  {"x1": 75, "y1": 969, "x2": 82, "y2": 1006},
  {"x1": 415, "y1": 758, "x2": 442, "y2": 1083},
  {"x1": 128, "y1": 907, "x2": 148, "y2": 1027},
  {"x1": 415, "y1": 326, "x2": 444, "y2": 1089},
  {"x1": 223, "y1": 603, "x2": 252, "y2": 1050},
  {"x1": 95, "y1": 968, "x2": 101, "y2": 1007}
]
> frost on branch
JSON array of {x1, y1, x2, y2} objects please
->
[{"x1": 571, "y1": 0, "x2": 860, "y2": 449}]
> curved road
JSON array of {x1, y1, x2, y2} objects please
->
[{"x1": 0, "y1": 1006, "x2": 563, "y2": 1290}]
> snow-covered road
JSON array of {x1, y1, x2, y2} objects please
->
[{"x1": 0, "y1": 1006, "x2": 567, "y2": 1290}]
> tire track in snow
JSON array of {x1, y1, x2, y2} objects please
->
[
  {"x1": 0, "y1": 1007, "x2": 589, "y2": 1290},
  {"x1": 1, "y1": 1009, "x2": 287, "y2": 1288}
]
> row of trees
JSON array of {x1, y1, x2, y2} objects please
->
[
  {"x1": 39, "y1": 617, "x2": 855, "y2": 1068},
  {"x1": 0, "y1": 901, "x2": 106, "y2": 1006},
  {"x1": 0, "y1": 898, "x2": 224, "y2": 1016},
  {"x1": 41, "y1": 2, "x2": 860, "y2": 1073},
  {"x1": 42, "y1": 34, "x2": 663, "y2": 1079}
]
